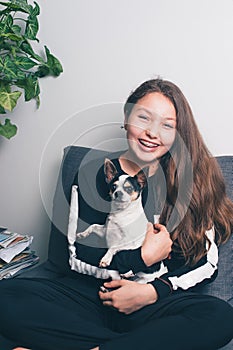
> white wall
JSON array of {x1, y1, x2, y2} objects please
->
[{"x1": 0, "y1": 0, "x2": 232, "y2": 262}]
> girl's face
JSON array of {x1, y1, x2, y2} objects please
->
[{"x1": 124, "y1": 92, "x2": 177, "y2": 170}]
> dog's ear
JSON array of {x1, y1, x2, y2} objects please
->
[
  {"x1": 135, "y1": 167, "x2": 148, "y2": 189},
  {"x1": 104, "y1": 158, "x2": 118, "y2": 183}
]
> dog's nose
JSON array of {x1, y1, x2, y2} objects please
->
[{"x1": 114, "y1": 190, "x2": 123, "y2": 200}]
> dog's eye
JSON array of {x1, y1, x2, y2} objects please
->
[
  {"x1": 124, "y1": 185, "x2": 134, "y2": 194},
  {"x1": 111, "y1": 184, "x2": 117, "y2": 192}
]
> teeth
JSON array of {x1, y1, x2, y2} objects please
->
[{"x1": 140, "y1": 139, "x2": 159, "y2": 148}]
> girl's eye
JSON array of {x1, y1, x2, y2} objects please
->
[
  {"x1": 138, "y1": 115, "x2": 149, "y2": 121},
  {"x1": 163, "y1": 123, "x2": 175, "y2": 129}
]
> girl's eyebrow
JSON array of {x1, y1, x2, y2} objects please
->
[
  {"x1": 163, "y1": 116, "x2": 176, "y2": 121},
  {"x1": 135, "y1": 107, "x2": 176, "y2": 121},
  {"x1": 134, "y1": 107, "x2": 152, "y2": 115}
]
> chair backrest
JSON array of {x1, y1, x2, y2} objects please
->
[
  {"x1": 48, "y1": 146, "x2": 108, "y2": 274},
  {"x1": 48, "y1": 146, "x2": 233, "y2": 303},
  {"x1": 199, "y1": 156, "x2": 233, "y2": 303}
]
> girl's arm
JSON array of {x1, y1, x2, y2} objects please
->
[
  {"x1": 109, "y1": 223, "x2": 172, "y2": 273},
  {"x1": 149, "y1": 227, "x2": 218, "y2": 299},
  {"x1": 110, "y1": 227, "x2": 218, "y2": 300},
  {"x1": 99, "y1": 228, "x2": 218, "y2": 314}
]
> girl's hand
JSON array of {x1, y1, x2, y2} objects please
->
[
  {"x1": 99, "y1": 279, "x2": 158, "y2": 314},
  {"x1": 141, "y1": 222, "x2": 172, "y2": 266}
]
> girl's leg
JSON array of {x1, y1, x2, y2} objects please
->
[
  {"x1": 101, "y1": 293, "x2": 233, "y2": 350},
  {"x1": 0, "y1": 334, "x2": 19, "y2": 350},
  {"x1": 0, "y1": 278, "x2": 118, "y2": 350}
]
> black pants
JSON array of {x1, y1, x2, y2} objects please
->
[{"x1": 0, "y1": 276, "x2": 233, "y2": 350}]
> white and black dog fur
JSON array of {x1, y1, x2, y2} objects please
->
[
  {"x1": 67, "y1": 158, "x2": 167, "y2": 283},
  {"x1": 76, "y1": 158, "x2": 149, "y2": 268}
]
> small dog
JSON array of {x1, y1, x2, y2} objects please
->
[
  {"x1": 69, "y1": 158, "x2": 168, "y2": 283},
  {"x1": 77, "y1": 158, "x2": 148, "y2": 268}
]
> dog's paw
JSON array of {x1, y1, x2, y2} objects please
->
[
  {"x1": 99, "y1": 260, "x2": 110, "y2": 268},
  {"x1": 76, "y1": 232, "x2": 86, "y2": 239}
]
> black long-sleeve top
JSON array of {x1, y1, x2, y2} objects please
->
[{"x1": 71, "y1": 152, "x2": 218, "y2": 300}]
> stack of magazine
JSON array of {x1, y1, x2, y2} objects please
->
[{"x1": 0, "y1": 227, "x2": 39, "y2": 280}]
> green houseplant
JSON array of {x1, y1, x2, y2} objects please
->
[{"x1": 0, "y1": 0, "x2": 63, "y2": 139}]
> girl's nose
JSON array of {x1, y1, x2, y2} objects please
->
[{"x1": 145, "y1": 125, "x2": 159, "y2": 138}]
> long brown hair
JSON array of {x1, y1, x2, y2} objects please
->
[{"x1": 124, "y1": 78, "x2": 233, "y2": 264}]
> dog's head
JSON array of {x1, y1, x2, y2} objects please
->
[{"x1": 104, "y1": 158, "x2": 148, "y2": 210}]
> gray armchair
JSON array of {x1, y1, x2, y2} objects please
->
[{"x1": 1, "y1": 146, "x2": 233, "y2": 349}]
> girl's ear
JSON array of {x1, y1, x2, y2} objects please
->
[
  {"x1": 123, "y1": 116, "x2": 128, "y2": 130},
  {"x1": 104, "y1": 158, "x2": 118, "y2": 183}
]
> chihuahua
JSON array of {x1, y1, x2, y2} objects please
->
[
  {"x1": 69, "y1": 158, "x2": 168, "y2": 283},
  {"x1": 76, "y1": 158, "x2": 149, "y2": 268}
]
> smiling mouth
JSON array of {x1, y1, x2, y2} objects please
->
[{"x1": 139, "y1": 139, "x2": 160, "y2": 148}]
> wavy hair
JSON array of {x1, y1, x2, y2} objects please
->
[{"x1": 124, "y1": 78, "x2": 233, "y2": 265}]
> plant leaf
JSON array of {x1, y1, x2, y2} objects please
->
[
  {"x1": 44, "y1": 46, "x2": 63, "y2": 76},
  {"x1": 15, "y1": 56, "x2": 37, "y2": 70},
  {"x1": 25, "y1": 14, "x2": 39, "y2": 40},
  {"x1": 0, "y1": 14, "x2": 13, "y2": 34},
  {"x1": 1, "y1": 32, "x2": 23, "y2": 42},
  {"x1": 12, "y1": 24, "x2": 22, "y2": 34},
  {"x1": 3, "y1": 56, "x2": 25, "y2": 80},
  {"x1": 17, "y1": 75, "x2": 40, "y2": 102},
  {"x1": 0, "y1": 81, "x2": 11, "y2": 93},
  {"x1": 19, "y1": 40, "x2": 34, "y2": 55},
  {"x1": 1, "y1": 57, "x2": 18, "y2": 80},
  {"x1": 0, "y1": 1, "x2": 32, "y2": 14},
  {"x1": 0, "y1": 90, "x2": 22, "y2": 111},
  {"x1": 31, "y1": 1, "x2": 40, "y2": 16},
  {"x1": 25, "y1": 76, "x2": 40, "y2": 101},
  {"x1": 36, "y1": 64, "x2": 50, "y2": 78},
  {"x1": 0, "y1": 118, "x2": 17, "y2": 139},
  {"x1": 2, "y1": 13, "x2": 13, "y2": 29},
  {"x1": 0, "y1": 23, "x2": 6, "y2": 34},
  {"x1": 0, "y1": 105, "x2": 6, "y2": 114},
  {"x1": 35, "y1": 94, "x2": 40, "y2": 108},
  {"x1": 20, "y1": 40, "x2": 44, "y2": 63},
  {"x1": 0, "y1": 41, "x2": 14, "y2": 53},
  {"x1": 0, "y1": 57, "x2": 4, "y2": 74},
  {"x1": 0, "y1": 0, "x2": 62, "y2": 122}
]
